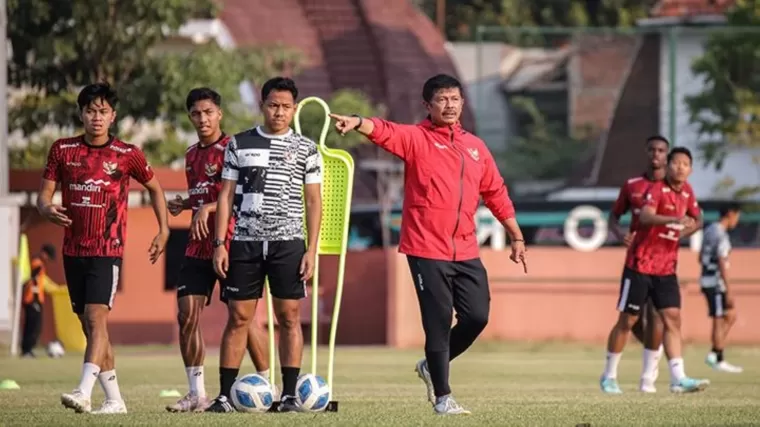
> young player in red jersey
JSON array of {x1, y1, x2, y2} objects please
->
[
  {"x1": 165, "y1": 88, "x2": 271, "y2": 412},
  {"x1": 602, "y1": 147, "x2": 709, "y2": 394},
  {"x1": 605, "y1": 136, "x2": 668, "y2": 393},
  {"x1": 38, "y1": 83, "x2": 170, "y2": 414}
]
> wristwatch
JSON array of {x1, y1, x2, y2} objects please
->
[{"x1": 213, "y1": 239, "x2": 226, "y2": 248}]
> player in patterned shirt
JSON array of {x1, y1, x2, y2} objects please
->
[
  {"x1": 700, "y1": 202, "x2": 743, "y2": 373},
  {"x1": 601, "y1": 147, "x2": 709, "y2": 394},
  {"x1": 37, "y1": 83, "x2": 170, "y2": 414},
  {"x1": 165, "y1": 88, "x2": 272, "y2": 412},
  {"x1": 206, "y1": 77, "x2": 323, "y2": 413},
  {"x1": 604, "y1": 136, "x2": 668, "y2": 393}
]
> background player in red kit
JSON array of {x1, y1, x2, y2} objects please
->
[
  {"x1": 166, "y1": 88, "x2": 270, "y2": 412},
  {"x1": 37, "y1": 83, "x2": 170, "y2": 414},
  {"x1": 604, "y1": 136, "x2": 668, "y2": 393},
  {"x1": 602, "y1": 147, "x2": 709, "y2": 394}
]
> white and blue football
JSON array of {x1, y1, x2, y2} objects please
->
[
  {"x1": 230, "y1": 373, "x2": 274, "y2": 413},
  {"x1": 296, "y1": 373, "x2": 331, "y2": 412}
]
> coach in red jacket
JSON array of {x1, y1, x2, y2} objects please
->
[{"x1": 330, "y1": 74, "x2": 527, "y2": 415}]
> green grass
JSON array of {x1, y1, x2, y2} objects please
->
[{"x1": 2, "y1": 342, "x2": 760, "y2": 426}]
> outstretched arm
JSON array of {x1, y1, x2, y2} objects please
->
[{"x1": 329, "y1": 113, "x2": 415, "y2": 160}]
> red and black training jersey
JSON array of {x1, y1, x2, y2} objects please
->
[
  {"x1": 42, "y1": 135, "x2": 155, "y2": 258},
  {"x1": 625, "y1": 180, "x2": 701, "y2": 276},
  {"x1": 611, "y1": 173, "x2": 661, "y2": 233},
  {"x1": 184, "y1": 134, "x2": 235, "y2": 260}
]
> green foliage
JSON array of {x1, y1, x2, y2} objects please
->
[
  {"x1": 148, "y1": 44, "x2": 302, "y2": 133},
  {"x1": 685, "y1": 0, "x2": 760, "y2": 197},
  {"x1": 501, "y1": 97, "x2": 591, "y2": 182},
  {"x1": 6, "y1": 0, "x2": 310, "y2": 167},
  {"x1": 9, "y1": 134, "x2": 58, "y2": 169},
  {"x1": 8, "y1": 0, "x2": 217, "y2": 91},
  {"x1": 296, "y1": 90, "x2": 383, "y2": 149},
  {"x1": 414, "y1": 0, "x2": 657, "y2": 41}
]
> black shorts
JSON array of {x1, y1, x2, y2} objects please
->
[
  {"x1": 63, "y1": 256, "x2": 122, "y2": 315},
  {"x1": 702, "y1": 288, "x2": 729, "y2": 318},
  {"x1": 616, "y1": 267, "x2": 680, "y2": 315},
  {"x1": 225, "y1": 240, "x2": 306, "y2": 301},
  {"x1": 177, "y1": 256, "x2": 227, "y2": 304}
]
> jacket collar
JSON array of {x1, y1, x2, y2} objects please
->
[{"x1": 418, "y1": 117, "x2": 465, "y2": 136}]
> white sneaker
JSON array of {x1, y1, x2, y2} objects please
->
[
  {"x1": 414, "y1": 359, "x2": 435, "y2": 405},
  {"x1": 166, "y1": 393, "x2": 209, "y2": 412},
  {"x1": 92, "y1": 399, "x2": 127, "y2": 414},
  {"x1": 61, "y1": 389, "x2": 91, "y2": 413},
  {"x1": 433, "y1": 395, "x2": 471, "y2": 415},
  {"x1": 639, "y1": 378, "x2": 657, "y2": 393},
  {"x1": 714, "y1": 361, "x2": 743, "y2": 373}
]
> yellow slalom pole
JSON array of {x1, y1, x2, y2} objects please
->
[{"x1": 294, "y1": 96, "x2": 355, "y2": 405}]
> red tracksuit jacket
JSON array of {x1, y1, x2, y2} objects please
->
[{"x1": 368, "y1": 117, "x2": 516, "y2": 262}]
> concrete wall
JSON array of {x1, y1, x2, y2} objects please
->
[{"x1": 24, "y1": 207, "x2": 760, "y2": 351}]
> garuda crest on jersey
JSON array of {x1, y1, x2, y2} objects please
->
[
  {"x1": 205, "y1": 162, "x2": 218, "y2": 177},
  {"x1": 102, "y1": 161, "x2": 118, "y2": 176}
]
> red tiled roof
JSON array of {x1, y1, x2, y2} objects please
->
[
  {"x1": 218, "y1": 0, "x2": 474, "y2": 129},
  {"x1": 217, "y1": 0, "x2": 475, "y2": 204},
  {"x1": 651, "y1": 0, "x2": 734, "y2": 17}
]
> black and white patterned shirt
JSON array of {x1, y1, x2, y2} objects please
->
[
  {"x1": 222, "y1": 126, "x2": 322, "y2": 241},
  {"x1": 700, "y1": 222, "x2": 731, "y2": 291}
]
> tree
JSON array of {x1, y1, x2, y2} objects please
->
[
  {"x1": 296, "y1": 89, "x2": 382, "y2": 149},
  {"x1": 501, "y1": 97, "x2": 592, "y2": 183},
  {"x1": 685, "y1": 0, "x2": 760, "y2": 198},
  {"x1": 413, "y1": 0, "x2": 657, "y2": 41},
  {"x1": 7, "y1": 0, "x2": 379, "y2": 168}
]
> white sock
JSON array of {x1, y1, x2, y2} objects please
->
[
  {"x1": 668, "y1": 358, "x2": 686, "y2": 382},
  {"x1": 76, "y1": 363, "x2": 101, "y2": 398},
  {"x1": 257, "y1": 370, "x2": 270, "y2": 381},
  {"x1": 98, "y1": 370, "x2": 122, "y2": 402},
  {"x1": 603, "y1": 352, "x2": 622, "y2": 379},
  {"x1": 657, "y1": 344, "x2": 664, "y2": 359},
  {"x1": 186, "y1": 366, "x2": 205, "y2": 397},
  {"x1": 641, "y1": 349, "x2": 660, "y2": 381}
]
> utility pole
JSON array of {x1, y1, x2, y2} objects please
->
[{"x1": 0, "y1": 0, "x2": 8, "y2": 196}]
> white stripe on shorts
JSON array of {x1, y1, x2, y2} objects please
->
[
  {"x1": 617, "y1": 277, "x2": 631, "y2": 312},
  {"x1": 109, "y1": 264, "x2": 120, "y2": 309},
  {"x1": 715, "y1": 293, "x2": 724, "y2": 317}
]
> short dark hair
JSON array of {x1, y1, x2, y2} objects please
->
[
  {"x1": 646, "y1": 135, "x2": 670, "y2": 146},
  {"x1": 261, "y1": 77, "x2": 298, "y2": 102},
  {"x1": 719, "y1": 202, "x2": 742, "y2": 218},
  {"x1": 77, "y1": 83, "x2": 118, "y2": 111},
  {"x1": 422, "y1": 74, "x2": 463, "y2": 103},
  {"x1": 667, "y1": 147, "x2": 692, "y2": 164},
  {"x1": 186, "y1": 87, "x2": 222, "y2": 111},
  {"x1": 40, "y1": 244, "x2": 56, "y2": 261}
]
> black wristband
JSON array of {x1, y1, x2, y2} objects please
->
[{"x1": 350, "y1": 114, "x2": 363, "y2": 130}]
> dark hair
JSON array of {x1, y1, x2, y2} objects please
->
[
  {"x1": 186, "y1": 87, "x2": 222, "y2": 111},
  {"x1": 667, "y1": 147, "x2": 692, "y2": 164},
  {"x1": 422, "y1": 74, "x2": 463, "y2": 103},
  {"x1": 77, "y1": 83, "x2": 118, "y2": 111},
  {"x1": 719, "y1": 202, "x2": 742, "y2": 218},
  {"x1": 261, "y1": 77, "x2": 298, "y2": 102},
  {"x1": 41, "y1": 244, "x2": 56, "y2": 261},
  {"x1": 646, "y1": 135, "x2": 670, "y2": 146}
]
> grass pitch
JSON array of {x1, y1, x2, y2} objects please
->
[{"x1": 1, "y1": 342, "x2": 759, "y2": 426}]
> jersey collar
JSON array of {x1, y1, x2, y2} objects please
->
[
  {"x1": 256, "y1": 126, "x2": 293, "y2": 139},
  {"x1": 198, "y1": 132, "x2": 227, "y2": 149},
  {"x1": 80, "y1": 134, "x2": 115, "y2": 149}
]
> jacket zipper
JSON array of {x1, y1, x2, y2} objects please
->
[{"x1": 450, "y1": 128, "x2": 464, "y2": 262}]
